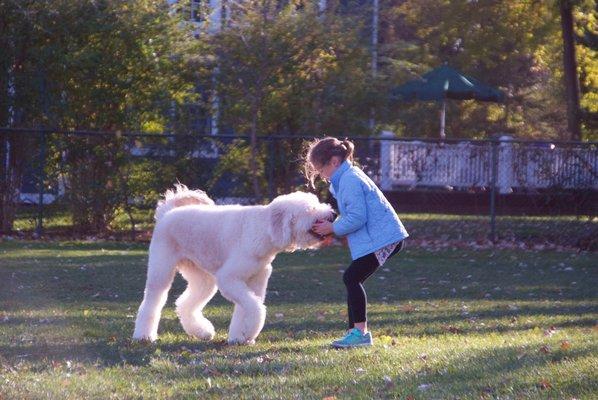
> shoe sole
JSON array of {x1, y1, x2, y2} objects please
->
[{"x1": 331, "y1": 342, "x2": 373, "y2": 349}]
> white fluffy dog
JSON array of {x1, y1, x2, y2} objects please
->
[{"x1": 133, "y1": 185, "x2": 334, "y2": 344}]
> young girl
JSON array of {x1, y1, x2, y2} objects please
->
[{"x1": 305, "y1": 137, "x2": 409, "y2": 348}]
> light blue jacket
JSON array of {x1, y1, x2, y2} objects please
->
[{"x1": 330, "y1": 160, "x2": 409, "y2": 260}]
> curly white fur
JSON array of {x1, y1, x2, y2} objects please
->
[{"x1": 133, "y1": 186, "x2": 333, "y2": 344}]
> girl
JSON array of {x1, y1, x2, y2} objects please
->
[{"x1": 305, "y1": 137, "x2": 409, "y2": 348}]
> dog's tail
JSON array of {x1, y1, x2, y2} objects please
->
[{"x1": 155, "y1": 184, "x2": 214, "y2": 221}]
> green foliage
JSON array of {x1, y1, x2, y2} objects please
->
[
  {"x1": 0, "y1": 0, "x2": 207, "y2": 232},
  {"x1": 207, "y1": 140, "x2": 266, "y2": 198},
  {"x1": 378, "y1": 0, "x2": 596, "y2": 140},
  {"x1": 214, "y1": 2, "x2": 373, "y2": 137},
  {"x1": 2, "y1": 0, "x2": 596, "y2": 231}
]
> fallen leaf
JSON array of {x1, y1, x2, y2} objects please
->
[
  {"x1": 539, "y1": 345, "x2": 551, "y2": 354},
  {"x1": 537, "y1": 379, "x2": 552, "y2": 390},
  {"x1": 544, "y1": 326, "x2": 558, "y2": 337},
  {"x1": 560, "y1": 340, "x2": 571, "y2": 351},
  {"x1": 443, "y1": 325, "x2": 462, "y2": 334},
  {"x1": 399, "y1": 304, "x2": 416, "y2": 313}
]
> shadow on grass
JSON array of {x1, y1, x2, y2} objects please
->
[
  {"x1": 1, "y1": 299, "x2": 594, "y2": 371},
  {"x1": 1, "y1": 240, "x2": 596, "y2": 386}
]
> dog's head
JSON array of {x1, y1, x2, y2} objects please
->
[{"x1": 268, "y1": 191, "x2": 335, "y2": 251}]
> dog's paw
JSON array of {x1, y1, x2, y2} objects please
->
[
  {"x1": 190, "y1": 330, "x2": 215, "y2": 341},
  {"x1": 132, "y1": 334, "x2": 157, "y2": 342},
  {"x1": 182, "y1": 318, "x2": 216, "y2": 340},
  {"x1": 227, "y1": 337, "x2": 255, "y2": 345}
]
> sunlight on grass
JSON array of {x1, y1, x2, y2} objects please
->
[
  {"x1": 0, "y1": 241, "x2": 596, "y2": 399},
  {"x1": 13, "y1": 209, "x2": 596, "y2": 248}
]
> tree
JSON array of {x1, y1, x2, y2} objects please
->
[
  {"x1": 214, "y1": 1, "x2": 373, "y2": 198},
  {"x1": 560, "y1": 0, "x2": 582, "y2": 140},
  {"x1": 0, "y1": 0, "x2": 204, "y2": 233},
  {"x1": 0, "y1": 0, "x2": 58, "y2": 233},
  {"x1": 379, "y1": 0, "x2": 596, "y2": 140}
]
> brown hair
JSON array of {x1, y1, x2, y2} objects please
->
[{"x1": 303, "y1": 137, "x2": 355, "y2": 188}]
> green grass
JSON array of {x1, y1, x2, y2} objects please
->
[
  {"x1": 13, "y1": 207, "x2": 597, "y2": 248},
  {"x1": 401, "y1": 214, "x2": 596, "y2": 246},
  {"x1": 0, "y1": 241, "x2": 596, "y2": 399}
]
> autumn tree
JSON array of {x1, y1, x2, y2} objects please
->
[
  {"x1": 213, "y1": 1, "x2": 373, "y2": 198},
  {"x1": 0, "y1": 0, "x2": 204, "y2": 233}
]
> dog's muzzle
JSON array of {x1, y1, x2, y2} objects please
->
[
  {"x1": 309, "y1": 211, "x2": 337, "y2": 240},
  {"x1": 328, "y1": 211, "x2": 337, "y2": 222}
]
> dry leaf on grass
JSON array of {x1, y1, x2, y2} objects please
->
[{"x1": 560, "y1": 340, "x2": 571, "y2": 350}]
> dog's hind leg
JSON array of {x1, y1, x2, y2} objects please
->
[
  {"x1": 176, "y1": 261, "x2": 217, "y2": 340},
  {"x1": 133, "y1": 239, "x2": 178, "y2": 341}
]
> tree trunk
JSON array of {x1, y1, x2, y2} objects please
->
[
  {"x1": 0, "y1": 134, "x2": 27, "y2": 233},
  {"x1": 560, "y1": 0, "x2": 582, "y2": 141}
]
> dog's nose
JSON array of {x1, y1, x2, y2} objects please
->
[{"x1": 327, "y1": 211, "x2": 337, "y2": 222}]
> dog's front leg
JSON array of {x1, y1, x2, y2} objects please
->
[
  {"x1": 216, "y1": 265, "x2": 266, "y2": 345},
  {"x1": 226, "y1": 264, "x2": 273, "y2": 344},
  {"x1": 227, "y1": 304, "x2": 247, "y2": 343},
  {"x1": 248, "y1": 264, "x2": 273, "y2": 303}
]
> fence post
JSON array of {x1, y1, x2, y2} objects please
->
[
  {"x1": 489, "y1": 139, "x2": 498, "y2": 243},
  {"x1": 35, "y1": 130, "x2": 46, "y2": 237},
  {"x1": 379, "y1": 130, "x2": 393, "y2": 191},
  {"x1": 267, "y1": 138, "x2": 274, "y2": 201}
]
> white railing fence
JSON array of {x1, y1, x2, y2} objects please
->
[{"x1": 379, "y1": 133, "x2": 598, "y2": 193}]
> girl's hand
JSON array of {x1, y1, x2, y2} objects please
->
[{"x1": 312, "y1": 220, "x2": 334, "y2": 236}]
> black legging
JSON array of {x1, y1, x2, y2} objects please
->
[{"x1": 343, "y1": 241, "x2": 404, "y2": 329}]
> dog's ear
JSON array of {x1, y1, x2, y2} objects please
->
[{"x1": 269, "y1": 204, "x2": 292, "y2": 248}]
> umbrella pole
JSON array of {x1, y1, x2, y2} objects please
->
[{"x1": 439, "y1": 100, "x2": 446, "y2": 140}]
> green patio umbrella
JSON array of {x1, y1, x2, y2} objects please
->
[{"x1": 391, "y1": 64, "x2": 505, "y2": 139}]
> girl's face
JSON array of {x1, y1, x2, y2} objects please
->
[{"x1": 315, "y1": 156, "x2": 342, "y2": 181}]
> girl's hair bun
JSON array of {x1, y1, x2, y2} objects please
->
[{"x1": 302, "y1": 136, "x2": 356, "y2": 188}]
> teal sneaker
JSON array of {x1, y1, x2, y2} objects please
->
[{"x1": 331, "y1": 328, "x2": 373, "y2": 348}]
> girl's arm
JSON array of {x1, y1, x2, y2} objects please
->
[{"x1": 332, "y1": 177, "x2": 367, "y2": 236}]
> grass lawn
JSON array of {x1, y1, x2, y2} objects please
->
[
  {"x1": 13, "y1": 207, "x2": 597, "y2": 249},
  {"x1": 0, "y1": 240, "x2": 596, "y2": 399}
]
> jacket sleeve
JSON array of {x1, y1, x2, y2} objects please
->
[{"x1": 332, "y1": 176, "x2": 367, "y2": 236}]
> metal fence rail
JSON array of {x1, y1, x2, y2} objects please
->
[{"x1": 1, "y1": 128, "x2": 597, "y2": 248}]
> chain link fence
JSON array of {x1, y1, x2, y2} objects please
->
[{"x1": 2, "y1": 128, "x2": 597, "y2": 249}]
